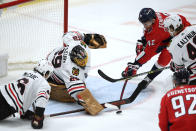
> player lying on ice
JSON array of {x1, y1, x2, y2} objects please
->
[
  {"x1": 0, "y1": 59, "x2": 54, "y2": 129},
  {"x1": 122, "y1": 8, "x2": 191, "y2": 90},
  {"x1": 46, "y1": 31, "x2": 107, "y2": 115}
]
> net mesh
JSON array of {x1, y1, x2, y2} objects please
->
[{"x1": 0, "y1": 0, "x2": 66, "y2": 69}]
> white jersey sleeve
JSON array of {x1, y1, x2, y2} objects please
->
[
  {"x1": 47, "y1": 39, "x2": 90, "y2": 99},
  {"x1": 63, "y1": 31, "x2": 85, "y2": 44},
  {"x1": 0, "y1": 71, "x2": 51, "y2": 115},
  {"x1": 168, "y1": 25, "x2": 196, "y2": 67}
]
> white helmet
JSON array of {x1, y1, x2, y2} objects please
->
[
  {"x1": 34, "y1": 59, "x2": 54, "y2": 79},
  {"x1": 163, "y1": 15, "x2": 182, "y2": 36}
]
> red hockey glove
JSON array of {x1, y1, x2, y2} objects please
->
[
  {"x1": 136, "y1": 40, "x2": 144, "y2": 56},
  {"x1": 122, "y1": 63, "x2": 140, "y2": 77},
  {"x1": 135, "y1": 36, "x2": 146, "y2": 56}
]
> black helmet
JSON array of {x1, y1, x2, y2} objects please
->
[
  {"x1": 173, "y1": 68, "x2": 190, "y2": 86},
  {"x1": 138, "y1": 8, "x2": 156, "y2": 23}
]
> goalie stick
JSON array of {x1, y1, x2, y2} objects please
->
[
  {"x1": 47, "y1": 85, "x2": 142, "y2": 117},
  {"x1": 98, "y1": 66, "x2": 170, "y2": 82}
]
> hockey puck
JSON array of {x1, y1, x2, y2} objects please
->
[{"x1": 116, "y1": 110, "x2": 122, "y2": 114}]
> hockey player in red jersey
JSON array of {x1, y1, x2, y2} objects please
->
[
  {"x1": 122, "y1": 8, "x2": 191, "y2": 90},
  {"x1": 158, "y1": 68, "x2": 196, "y2": 131}
]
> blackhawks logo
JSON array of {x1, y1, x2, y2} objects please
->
[{"x1": 72, "y1": 67, "x2": 79, "y2": 76}]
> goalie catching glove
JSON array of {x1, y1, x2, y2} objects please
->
[{"x1": 84, "y1": 34, "x2": 107, "y2": 49}]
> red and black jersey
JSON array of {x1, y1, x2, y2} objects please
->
[
  {"x1": 135, "y1": 13, "x2": 191, "y2": 66},
  {"x1": 159, "y1": 85, "x2": 196, "y2": 131}
]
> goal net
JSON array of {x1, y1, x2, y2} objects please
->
[{"x1": 0, "y1": 0, "x2": 68, "y2": 70}]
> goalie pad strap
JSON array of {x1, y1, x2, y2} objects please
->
[{"x1": 77, "y1": 88, "x2": 104, "y2": 115}]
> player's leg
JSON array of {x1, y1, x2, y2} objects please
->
[
  {"x1": 47, "y1": 77, "x2": 75, "y2": 103},
  {"x1": 0, "y1": 91, "x2": 16, "y2": 120},
  {"x1": 138, "y1": 49, "x2": 171, "y2": 89}
]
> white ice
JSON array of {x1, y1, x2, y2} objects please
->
[{"x1": 0, "y1": 0, "x2": 196, "y2": 130}]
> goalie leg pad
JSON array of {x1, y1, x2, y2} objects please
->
[
  {"x1": 49, "y1": 83, "x2": 75, "y2": 103},
  {"x1": 77, "y1": 88, "x2": 104, "y2": 115}
]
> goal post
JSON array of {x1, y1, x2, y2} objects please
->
[{"x1": 0, "y1": 0, "x2": 68, "y2": 70}]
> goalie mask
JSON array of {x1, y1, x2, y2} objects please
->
[
  {"x1": 70, "y1": 45, "x2": 88, "y2": 68},
  {"x1": 163, "y1": 15, "x2": 183, "y2": 36},
  {"x1": 34, "y1": 59, "x2": 54, "y2": 79}
]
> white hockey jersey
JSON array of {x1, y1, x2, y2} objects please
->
[
  {"x1": 168, "y1": 25, "x2": 196, "y2": 81},
  {"x1": 0, "y1": 71, "x2": 51, "y2": 115},
  {"x1": 47, "y1": 31, "x2": 90, "y2": 99}
]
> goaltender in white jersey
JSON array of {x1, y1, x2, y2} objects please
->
[
  {"x1": 164, "y1": 15, "x2": 196, "y2": 84},
  {"x1": 47, "y1": 31, "x2": 107, "y2": 115},
  {"x1": 47, "y1": 33, "x2": 90, "y2": 98},
  {"x1": 0, "y1": 59, "x2": 54, "y2": 129}
]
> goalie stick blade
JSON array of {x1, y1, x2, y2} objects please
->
[
  {"x1": 48, "y1": 97, "x2": 132, "y2": 117},
  {"x1": 98, "y1": 69, "x2": 122, "y2": 82}
]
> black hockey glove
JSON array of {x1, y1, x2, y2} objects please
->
[
  {"x1": 31, "y1": 107, "x2": 45, "y2": 129},
  {"x1": 20, "y1": 110, "x2": 34, "y2": 120}
]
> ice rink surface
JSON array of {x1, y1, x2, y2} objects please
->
[{"x1": 0, "y1": 0, "x2": 196, "y2": 130}]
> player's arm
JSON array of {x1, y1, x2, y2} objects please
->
[
  {"x1": 158, "y1": 95, "x2": 169, "y2": 131},
  {"x1": 179, "y1": 14, "x2": 191, "y2": 27},
  {"x1": 31, "y1": 82, "x2": 51, "y2": 129},
  {"x1": 63, "y1": 31, "x2": 107, "y2": 49},
  {"x1": 136, "y1": 36, "x2": 147, "y2": 56}
]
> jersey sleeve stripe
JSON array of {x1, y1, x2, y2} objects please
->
[
  {"x1": 5, "y1": 85, "x2": 19, "y2": 112},
  {"x1": 8, "y1": 84, "x2": 23, "y2": 109},
  {"x1": 11, "y1": 83, "x2": 23, "y2": 105}
]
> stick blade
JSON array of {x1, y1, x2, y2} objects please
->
[{"x1": 98, "y1": 69, "x2": 117, "y2": 82}]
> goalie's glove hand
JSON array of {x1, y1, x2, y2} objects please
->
[
  {"x1": 31, "y1": 107, "x2": 45, "y2": 129},
  {"x1": 84, "y1": 34, "x2": 107, "y2": 49},
  {"x1": 20, "y1": 110, "x2": 34, "y2": 120},
  {"x1": 122, "y1": 62, "x2": 139, "y2": 78}
]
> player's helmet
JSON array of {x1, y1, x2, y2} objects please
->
[
  {"x1": 34, "y1": 59, "x2": 54, "y2": 79},
  {"x1": 173, "y1": 68, "x2": 190, "y2": 86},
  {"x1": 70, "y1": 45, "x2": 88, "y2": 68},
  {"x1": 163, "y1": 15, "x2": 183, "y2": 36},
  {"x1": 138, "y1": 8, "x2": 156, "y2": 23}
]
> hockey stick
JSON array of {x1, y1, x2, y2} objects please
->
[
  {"x1": 98, "y1": 66, "x2": 170, "y2": 82},
  {"x1": 47, "y1": 88, "x2": 140, "y2": 117},
  {"x1": 117, "y1": 79, "x2": 128, "y2": 111}
]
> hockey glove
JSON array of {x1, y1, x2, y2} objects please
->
[
  {"x1": 20, "y1": 110, "x2": 34, "y2": 120},
  {"x1": 122, "y1": 62, "x2": 140, "y2": 78},
  {"x1": 84, "y1": 34, "x2": 107, "y2": 49},
  {"x1": 31, "y1": 107, "x2": 45, "y2": 129},
  {"x1": 135, "y1": 36, "x2": 146, "y2": 56},
  {"x1": 170, "y1": 61, "x2": 184, "y2": 72},
  {"x1": 136, "y1": 40, "x2": 144, "y2": 56}
]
